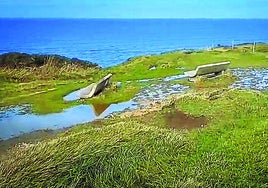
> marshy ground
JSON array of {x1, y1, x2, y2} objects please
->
[{"x1": 0, "y1": 44, "x2": 268, "y2": 187}]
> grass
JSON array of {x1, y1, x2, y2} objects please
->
[
  {"x1": 0, "y1": 79, "x2": 142, "y2": 114},
  {"x1": 0, "y1": 55, "x2": 99, "y2": 82},
  {"x1": 0, "y1": 55, "x2": 140, "y2": 113},
  {"x1": 0, "y1": 79, "x2": 87, "y2": 113},
  {"x1": 177, "y1": 89, "x2": 268, "y2": 187},
  {"x1": 1, "y1": 44, "x2": 268, "y2": 113},
  {"x1": 0, "y1": 89, "x2": 267, "y2": 187},
  {"x1": 108, "y1": 44, "x2": 268, "y2": 82}
]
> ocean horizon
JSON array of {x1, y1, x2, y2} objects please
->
[{"x1": 0, "y1": 18, "x2": 267, "y2": 67}]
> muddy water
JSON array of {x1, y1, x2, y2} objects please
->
[{"x1": 166, "y1": 110, "x2": 207, "y2": 130}]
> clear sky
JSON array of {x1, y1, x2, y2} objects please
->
[{"x1": 1, "y1": 0, "x2": 268, "y2": 19}]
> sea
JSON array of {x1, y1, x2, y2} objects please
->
[{"x1": 0, "y1": 18, "x2": 267, "y2": 67}]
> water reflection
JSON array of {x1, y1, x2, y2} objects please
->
[
  {"x1": 0, "y1": 101, "x2": 137, "y2": 140},
  {"x1": 92, "y1": 103, "x2": 111, "y2": 116},
  {"x1": 1, "y1": 76, "x2": 191, "y2": 140}
]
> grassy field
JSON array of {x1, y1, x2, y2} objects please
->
[
  {"x1": 0, "y1": 89, "x2": 267, "y2": 187},
  {"x1": 0, "y1": 44, "x2": 268, "y2": 187},
  {"x1": 108, "y1": 43, "x2": 268, "y2": 81},
  {"x1": 1, "y1": 44, "x2": 268, "y2": 113}
]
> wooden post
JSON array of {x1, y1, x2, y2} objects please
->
[{"x1": 252, "y1": 42, "x2": 256, "y2": 53}]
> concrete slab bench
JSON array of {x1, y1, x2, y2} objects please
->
[
  {"x1": 184, "y1": 61, "x2": 230, "y2": 78},
  {"x1": 78, "y1": 73, "x2": 112, "y2": 99}
]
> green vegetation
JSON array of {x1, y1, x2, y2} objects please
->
[
  {"x1": 1, "y1": 44, "x2": 268, "y2": 113},
  {"x1": 0, "y1": 53, "x2": 138, "y2": 113},
  {"x1": 108, "y1": 43, "x2": 268, "y2": 82},
  {"x1": 0, "y1": 44, "x2": 268, "y2": 187},
  {"x1": 1, "y1": 89, "x2": 267, "y2": 187}
]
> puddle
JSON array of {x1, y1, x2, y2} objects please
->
[
  {"x1": 0, "y1": 79, "x2": 190, "y2": 141},
  {"x1": 163, "y1": 74, "x2": 188, "y2": 82},
  {"x1": 0, "y1": 101, "x2": 138, "y2": 140},
  {"x1": 166, "y1": 110, "x2": 207, "y2": 130},
  {"x1": 133, "y1": 83, "x2": 189, "y2": 103},
  {"x1": 231, "y1": 68, "x2": 268, "y2": 91},
  {"x1": 63, "y1": 89, "x2": 80, "y2": 101},
  {"x1": 3, "y1": 68, "x2": 268, "y2": 143},
  {"x1": 63, "y1": 86, "x2": 87, "y2": 101},
  {"x1": 92, "y1": 103, "x2": 111, "y2": 116}
]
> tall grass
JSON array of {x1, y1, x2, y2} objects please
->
[
  {"x1": 0, "y1": 56, "x2": 100, "y2": 82},
  {"x1": 0, "y1": 123, "x2": 193, "y2": 187}
]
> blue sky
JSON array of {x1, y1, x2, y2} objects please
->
[{"x1": 1, "y1": 0, "x2": 268, "y2": 18}]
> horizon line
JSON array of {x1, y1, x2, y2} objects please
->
[{"x1": 1, "y1": 17, "x2": 268, "y2": 20}]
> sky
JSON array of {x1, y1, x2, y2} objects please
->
[{"x1": 0, "y1": 0, "x2": 268, "y2": 19}]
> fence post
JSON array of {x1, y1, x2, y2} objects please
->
[{"x1": 252, "y1": 42, "x2": 256, "y2": 53}]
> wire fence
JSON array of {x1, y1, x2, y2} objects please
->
[{"x1": 200, "y1": 38, "x2": 268, "y2": 51}]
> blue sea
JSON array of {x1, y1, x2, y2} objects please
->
[{"x1": 0, "y1": 19, "x2": 267, "y2": 67}]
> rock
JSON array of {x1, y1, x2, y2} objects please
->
[
  {"x1": 116, "y1": 82, "x2": 122, "y2": 89},
  {"x1": 149, "y1": 66, "x2": 157, "y2": 70}
]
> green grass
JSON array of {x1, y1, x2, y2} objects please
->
[
  {"x1": 0, "y1": 79, "x2": 141, "y2": 114},
  {"x1": 108, "y1": 44, "x2": 268, "y2": 82},
  {"x1": 1, "y1": 44, "x2": 268, "y2": 113},
  {"x1": 1, "y1": 44, "x2": 268, "y2": 187},
  {"x1": 0, "y1": 55, "x2": 100, "y2": 82},
  {"x1": 0, "y1": 56, "x2": 140, "y2": 113},
  {"x1": 177, "y1": 89, "x2": 268, "y2": 187},
  {"x1": 1, "y1": 89, "x2": 267, "y2": 187},
  {"x1": 0, "y1": 79, "x2": 86, "y2": 113}
]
